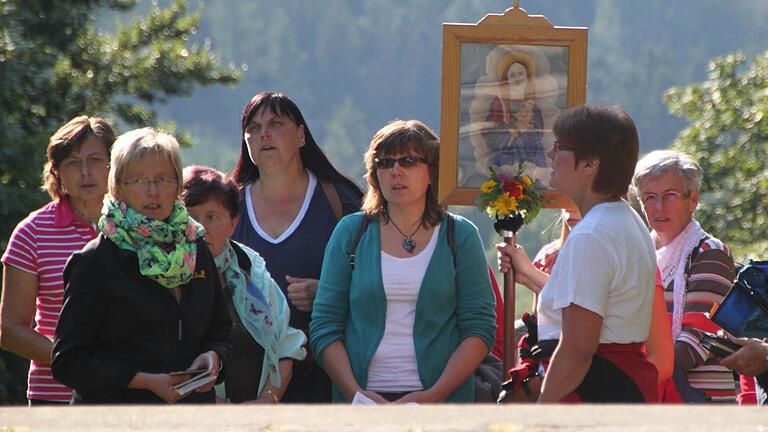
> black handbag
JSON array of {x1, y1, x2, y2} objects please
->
[{"x1": 474, "y1": 353, "x2": 504, "y2": 402}]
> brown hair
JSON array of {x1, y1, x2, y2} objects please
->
[
  {"x1": 362, "y1": 119, "x2": 444, "y2": 227},
  {"x1": 553, "y1": 105, "x2": 639, "y2": 198},
  {"x1": 42, "y1": 116, "x2": 116, "y2": 199},
  {"x1": 181, "y1": 165, "x2": 240, "y2": 218}
]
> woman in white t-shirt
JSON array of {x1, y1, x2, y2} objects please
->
[{"x1": 498, "y1": 105, "x2": 658, "y2": 402}]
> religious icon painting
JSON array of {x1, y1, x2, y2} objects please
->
[{"x1": 438, "y1": 5, "x2": 587, "y2": 208}]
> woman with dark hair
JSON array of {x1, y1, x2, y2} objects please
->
[
  {"x1": 182, "y1": 165, "x2": 306, "y2": 404},
  {"x1": 231, "y1": 91, "x2": 363, "y2": 402},
  {"x1": 1, "y1": 116, "x2": 115, "y2": 405},
  {"x1": 310, "y1": 120, "x2": 496, "y2": 403},
  {"x1": 498, "y1": 106, "x2": 659, "y2": 402}
]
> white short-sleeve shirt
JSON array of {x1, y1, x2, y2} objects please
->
[{"x1": 537, "y1": 200, "x2": 656, "y2": 343}]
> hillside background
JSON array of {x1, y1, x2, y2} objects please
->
[{"x1": 109, "y1": 0, "x2": 768, "y2": 314}]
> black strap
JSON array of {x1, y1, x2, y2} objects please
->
[
  {"x1": 348, "y1": 213, "x2": 457, "y2": 270},
  {"x1": 446, "y1": 213, "x2": 457, "y2": 267},
  {"x1": 348, "y1": 216, "x2": 370, "y2": 269},
  {"x1": 684, "y1": 236, "x2": 709, "y2": 280}
]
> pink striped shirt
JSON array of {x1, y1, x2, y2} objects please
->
[{"x1": 2, "y1": 199, "x2": 97, "y2": 402}]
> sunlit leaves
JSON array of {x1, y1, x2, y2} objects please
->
[{"x1": 664, "y1": 51, "x2": 768, "y2": 260}]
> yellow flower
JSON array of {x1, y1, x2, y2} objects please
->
[
  {"x1": 492, "y1": 192, "x2": 518, "y2": 218},
  {"x1": 481, "y1": 179, "x2": 498, "y2": 193},
  {"x1": 521, "y1": 175, "x2": 533, "y2": 188}
]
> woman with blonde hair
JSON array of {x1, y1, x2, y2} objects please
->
[{"x1": 52, "y1": 128, "x2": 231, "y2": 404}]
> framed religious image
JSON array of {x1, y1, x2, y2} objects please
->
[{"x1": 438, "y1": 6, "x2": 587, "y2": 207}]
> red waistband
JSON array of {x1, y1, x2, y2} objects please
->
[{"x1": 596, "y1": 342, "x2": 645, "y2": 354}]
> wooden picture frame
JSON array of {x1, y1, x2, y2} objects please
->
[{"x1": 438, "y1": 6, "x2": 587, "y2": 208}]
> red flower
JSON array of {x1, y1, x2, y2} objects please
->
[{"x1": 502, "y1": 178, "x2": 523, "y2": 198}]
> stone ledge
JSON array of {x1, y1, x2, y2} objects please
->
[{"x1": 1, "y1": 404, "x2": 766, "y2": 431}]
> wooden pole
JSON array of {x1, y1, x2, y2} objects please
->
[{"x1": 502, "y1": 230, "x2": 516, "y2": 376}]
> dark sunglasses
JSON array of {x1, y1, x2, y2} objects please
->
[{"x1": 374, "y1": 155, "x2": 427, "y2": 170}]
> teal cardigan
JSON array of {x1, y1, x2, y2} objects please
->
[{"x1": 310, "y1": 212, "x2": 496, "y2": 402}]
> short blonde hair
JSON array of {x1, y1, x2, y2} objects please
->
[{"x1": 108, "y1": 127, "x2": 183, "y2": 199}]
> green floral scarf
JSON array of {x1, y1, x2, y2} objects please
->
[{"x1": 98, "y1": 199, "x2": 205, "y2": 289}]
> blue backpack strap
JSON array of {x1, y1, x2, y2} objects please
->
[{"x1": 348, "y1": 215, "x2": 370, "y2": 270}]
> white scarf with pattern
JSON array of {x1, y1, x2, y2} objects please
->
[{"x1": 655, "y1": 219, "x2": 706, "y2": 340}]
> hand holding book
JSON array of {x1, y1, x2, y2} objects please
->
[{"x1": 173, "y1": 351, "x2": 221, "y2": 396}]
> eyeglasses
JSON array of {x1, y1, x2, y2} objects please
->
[
  {"x1": 120, "y1": 176, "x2": 178, "y2": 191},
  {"x1": 640, "y1": 190, "x2": 688, "y2": 206},
  {"x1": 553, "y1": 140, "x2": 574, "y2": 153},
  {"x1": 374, "y1": 155, "x2": 427, "y2": 170}
]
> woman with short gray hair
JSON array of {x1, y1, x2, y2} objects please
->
[{"x1": 632, "y1": 149, "x2": 737, "y2": 403}]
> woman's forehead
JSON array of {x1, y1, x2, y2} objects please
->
[
  {"x1": 377, "y1": 140, "x2": 425, "y2": 156},
  {"x1": 638, "y1": 170, "x2": 686, "y2": 192},
  {"x1": 250, "y1": 104, "x2": 295, "y2": 123},
  {"x1": 124, "y1": 152, "x2": 173, "y2": 173}
]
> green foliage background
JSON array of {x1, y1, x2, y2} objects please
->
[
  {"x1": 0, "y1": 0, "x2": 239, "y2": 403},
  {"x1": 664, "y1": 52, "x2": 768, "y2": 259},
  {"x1": 1, "y1": 0, "x2": 767, "y2": 404}
]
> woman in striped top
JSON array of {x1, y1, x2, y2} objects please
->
[
  {"x1": 632, "y1": 150, "x2": 737, "y2": 403},
  {"x1": 0, "y1": 116, "x2": 115, "y2": 405}
]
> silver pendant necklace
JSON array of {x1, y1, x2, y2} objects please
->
[{"x1": 388, "y1": 217, "x2": 421, "y2": 254}]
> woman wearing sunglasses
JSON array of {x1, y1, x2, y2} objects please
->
[{"x1": 310, "y1": 120, "x2": 496, "y2": 403}]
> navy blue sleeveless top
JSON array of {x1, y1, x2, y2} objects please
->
[{"x1": 232, "y1": 175, "x2": 361, "y2": 331}]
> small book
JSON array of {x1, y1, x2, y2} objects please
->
[
  {"x1": 172, "y1": 370, "x2": 216, "y2": 396},
  {"x1": 352, "y1": 391, "x2": 377, "y2": 405}
]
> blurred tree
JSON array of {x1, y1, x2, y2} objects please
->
[
  {"x1": 0, "y1": 0, "x2": 239, "y2": 404},
  {"x1": 664, "y1": 52, "x2": 768, "y2": 261}
]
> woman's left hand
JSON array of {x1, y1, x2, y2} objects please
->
[
  {"x1": 393, "y1": 389, "x2": 440, "y2": 404},
  {"x1": 285, "y1": 276, "x2": 319, "y2": 312},
  {"x1": 188, "y1": 350, "x2": 220, "y2": 393}
]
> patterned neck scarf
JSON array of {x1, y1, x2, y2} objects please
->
[
  {"x1": 655, "y1": 219, "x2": 707, "y2": 339},
  {"x1": 98, "y1": 198, "x2": 204, "y2": 289},
  {"x1": 214, "y1": 241, "x2": 281, "y2": 388}
]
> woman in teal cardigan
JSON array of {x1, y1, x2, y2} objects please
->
[{"x1": 310, "y1": 120, "x2": 496, "y2": 403}]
